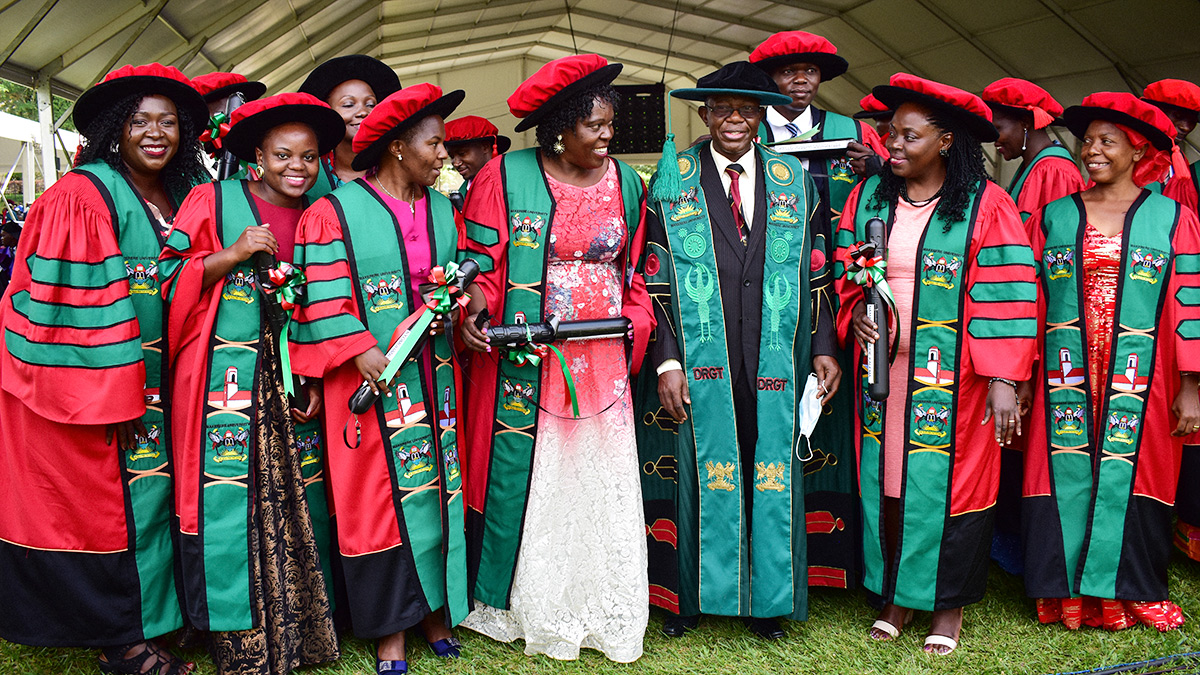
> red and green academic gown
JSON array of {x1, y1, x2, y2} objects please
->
[
  {"x1": 0, "y1": 162, "x2": 186, "y2": 646},
  {"x1": 1008, "y1": 143, "x2": 1085, "y2": 223},
  {"x1": 158, "y1": 180, "x2": 335, "y2": 635},
  {"x1": 1024, "y1": 192, "x2": 1200, "y2": 601},
  {"x1": 289, "y1": 179, "x2": 469, "y2": 637},
  {"x1": 460, "y1": 150, "x2": 654, "y2": 609},
  {"x1": 835, "y1": 177, "x2": 1038, "y2": 610},
  {"x1": 635, "y1": 142, "x2": 825, "y2": 619},
  {"x1": 758, "y1": 109, "x2": 886, "y2": 587}
]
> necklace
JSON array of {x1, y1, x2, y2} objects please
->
[
  {"x1": 374, "y1": 176, "x2": 417, "y2": 214},
  {"x1": 900, "y1": 184, "x2": 943, "y2": 208}
]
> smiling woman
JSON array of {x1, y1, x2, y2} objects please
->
[
  {"x1": 458, "y1": 53, "x2": 656, "y2": 663},
  {"x1": 158, "y1": 91, "x2": 345, "y2": 675}
]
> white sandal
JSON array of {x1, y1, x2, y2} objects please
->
[
  {"x1": 869, "y1": 609, "x2": 913, "y2": 641},
  {"x1": 923, "y1": 633, "x2": 958, "y2": 655}
]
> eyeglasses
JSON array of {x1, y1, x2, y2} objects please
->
[{"x1": 705, "y1": 104, "x2": 764, "y2": 119}]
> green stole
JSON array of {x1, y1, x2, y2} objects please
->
[
  {"x1": 757, "y1": 109, "x2": 861, "y2": 226},
  {"x1": 1037, "y1": 192, "x2": 1176, "y2": 598},
  {"x1": 656, "y1": 143, "x2": 812, "y2": 618},
  {"x1": 327, "y1": 179, "x2": 469, "y2": 624},
  {"x1": 846, "y1": 175, "x2": 983, "y2": 609},
  {"x1": 1191, "y1": 160, "x2": 1199, "y2": 201},
  {"x1": 304, "y1": 158, "x2": 340, "y2": 202},
  {"x1": 1006, "y1": 144, "x2": 1075, "y2": 220},
  {"x1": 73, "y1": 161, "x2": 181, "y2": 637},
  {"x1": 473, "y1": 149, "x2": 642, "y2": 608}
]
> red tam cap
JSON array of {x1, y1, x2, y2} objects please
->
[
  {"x1": 981, "y1": 77, "x2": 1063, "y2": 130},
  {"x1": 222, "y1": 92, "x2": 345, "y2": 162},
  {"x1": 508, "y1": 54, "x2": 622, "y2": 132},
  {"x1": 853, "y1": 93, "x2": 892, "y2": 120},
  {"x1": 873, "y1": 72, "x2": 997, "y2": 142},
  {"x1": 73, "y1": 63, "x2": 207, "y2": 135},
  {"x1": 190, "y1": 72, "x2": 266, "y2": 104},
  {"x1": 351, "y1": 83, "x2": 465, "y2": 171},
  {"x1": 749, "y1": 31, "x2": 849, "y2": 81},
  {"x1": 444, "y1": 115, "x2": 511, "y2": 154},
  {"x1": 1063, "y1": 92, "x2": 1175, "y2": 151},
  {"x1": 1142, "y1": 79, "x2": 1200, "y2": 113}
]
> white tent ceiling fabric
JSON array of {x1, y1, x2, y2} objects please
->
[{"x1": 0, "y1": 0, "x2": 1197, "y2": 155}]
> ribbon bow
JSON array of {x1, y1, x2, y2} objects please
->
[
  {"x1": 504, "y1": 332, "x2": 580, "y2": 419},
  {"x1": 260, "y1": 261, "x2": 307, "y2": 395},
  {"x1": 200, "y1": 112, "x2": 231, "y2": 149},
  {"x1": 374, "y1": 263, "x2": 472, "y2": 388},
  {"x1": 845, "y1": 241, "x2": 898, "y2": 325}
]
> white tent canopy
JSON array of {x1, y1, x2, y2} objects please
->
[
  {"x1": 1, "y1": 0, "x2": 1198, "y2": 183},
  {"x1": 0, "y1": 108, "x2": 77, "y2": 202}
]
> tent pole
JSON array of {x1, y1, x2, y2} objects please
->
[{"x1": 35, "y1": 74, "x2": 57, "y2": 190}]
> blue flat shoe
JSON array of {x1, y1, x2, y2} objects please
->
[
  {"x1": 375, "y1": 641, "x2": 408, "y2": 674},
  {"x1": 427, "y1": 636, "x2": 462, "y2": 658}
]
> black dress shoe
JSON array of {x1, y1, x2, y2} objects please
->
[
  {"x1": 745, "y1": 617, "x2": 785, "y2": 640},
  {"x1": 661, "y1": 614, "x2": 699, "y2": 637}
]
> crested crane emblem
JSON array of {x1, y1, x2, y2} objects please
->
[
  {"x1": 921, "y1": 253, "x2": 962, "y2": 290},
  {"x1": 126, "y1": 260, "x2": 159, "y2": 295},
  {"x1": 364, "y1": 275, "x2": 404, "y2": 313}
]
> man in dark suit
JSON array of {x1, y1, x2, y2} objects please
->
[{"x1": 636, "y1": 62, "x2": 841, "y2": 641}]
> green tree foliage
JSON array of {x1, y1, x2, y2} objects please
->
[{"x1": 0, "y1": 79, "x2": 76, "y2": 131}]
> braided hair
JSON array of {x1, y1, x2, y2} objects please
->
[
  {"x1": 535, "y1": 84, "x2": 620, "y2": 155},
  {"x1": 869, "y1": 104, "x2": 991, "y2": 230},
  {"x1": 74, "y1": 92, "x2": 209, "y2": 201}
]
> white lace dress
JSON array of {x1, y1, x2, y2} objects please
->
[{"x1": 461, "y1": 163, "x2": 649, "y2": 662}]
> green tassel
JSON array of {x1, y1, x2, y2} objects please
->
[{"x1": 651, "y1": 132, "x2": 681, "y2": 204}]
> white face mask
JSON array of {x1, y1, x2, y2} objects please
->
[{"x1": 795, "y1": 373, "x2": 822, "y2": 461}]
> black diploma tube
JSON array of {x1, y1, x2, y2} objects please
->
[
  {"x1": 348, "y1": 259, "x2": 480, "y2": 415},
  {"x1": 865, "y1": 216, "x2": 889, "y2": 401},
  {"x1": 215, "y1": 91, "x2": 246, "y2": 181}
]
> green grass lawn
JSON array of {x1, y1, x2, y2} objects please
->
[{"x1": 4, "y1": 557, "x2": 1200, "y2": 675}]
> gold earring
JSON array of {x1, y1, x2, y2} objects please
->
[{"x1": 552, "y1": 134, "x2": 565, "y2": 155}]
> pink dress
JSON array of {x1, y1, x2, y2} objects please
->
[
  {"x1": 884, "y1": 198, "x2": 940, "y2": 498},
  {"x1": 462, "y1": 161, "x2": 648, "y2": 661}
]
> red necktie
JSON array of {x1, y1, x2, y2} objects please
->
[{"x1": 726, "y1": 163, "x2": 747, "y2": 246}]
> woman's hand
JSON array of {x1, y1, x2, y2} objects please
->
[
  {"x1": 812, "y1": 354, "x2": 842, "y2": 406},
  {"x1": 1015, "y1": 379, "x2": 1034, "y2": 417},
  {"x1": 851, "y1": 301, "x2": 880, "y2": 352},
  {"x1": 658, "y1": 369, "x2": 690, "y2": 424},
  {"x1": 1172, "y1": 373, "x2": 1200, "y2": 437},
  {"x1": 428, "y1": 306, "x2": 460, "y2": 337},
  {"x1": 106, "y1": 416, "x2": 147, "y2": 453},
  {"x1": 354, "y1": 347, "x2": 392, "y2": 396},
  {"x1": 461, "y1": 310, "x2": 491, "y2": 352},
  {"x1": 230, "y1": 223, "x2": 278, "y2": 262},
  {"x1": 983, "y1": 380, "x2": 1021, "y2": 446},
  {"x1": 291, "y1": 379, "x2": 323, "y2": 424}
]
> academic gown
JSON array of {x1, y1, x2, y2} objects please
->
[
  {"x1": 836, "y1": 179, "x2": 1038, "y2": 611},
  {"x1": 0, "y1": 169, "x2": 182, "y2": 646}
]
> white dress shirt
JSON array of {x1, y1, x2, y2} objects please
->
[
  {"x1": 765, "y1": 105, "x2": 814, "y2": 170},
  {"x1": 709, "y1": 142, "x2": 758, "y2": 230}
]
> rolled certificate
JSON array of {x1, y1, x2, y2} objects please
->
[{"x1": 865, "y1": 216, "x2": 889, "y2": 401}]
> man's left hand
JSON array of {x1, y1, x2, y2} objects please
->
[
  {"x1": 846, "y1": 140, "x2": 877, "y2": 176},
  {"x1": 812, "y1": 355, "x2": 842, "y2": 406}
]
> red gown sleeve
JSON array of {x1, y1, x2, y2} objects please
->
[
  {"x1": 461, "y1": 158, "x2": 510, "y2": 316},
  {"x1": 1016, "y1": 158, "x2": 1085, "y2": 222},
  {"x1": 288, "y1": 197, "x2": 378, "y2": 378},
  {"x1": 160, "y1": 183, "x2": 222, "y2": 365},
  {"x1": 621, "y1": 174, "x2": 655, "y2": 375},
  {"x1": 963, "y1": 183, "x2": 1039, "y2": 382},
  {"x1": 834, "y1": 182, "x2": 868, "y2": 349},
  {"x1": 1170, "y1": 205, "x2": 1200, "y2": 373},
  {"x1": 0, "y1": 173, "x2": 145, "y2": 425}
]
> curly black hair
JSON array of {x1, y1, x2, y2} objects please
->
[
  {"x1": 74, "y1": 92, "x2": 209, "y2": 202},
  {"x1": 534, "y1": 84, "x2": 621, "y2": 155},
  {"x1": 869, "y1": 105, "x2": 991, "y2": 230}
]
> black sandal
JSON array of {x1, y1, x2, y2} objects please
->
[{"x1": 98, "y1": 641, "x2": 195, "y2": 675}]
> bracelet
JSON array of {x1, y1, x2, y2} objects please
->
[{"x1": 989, "y1": 377, "x2": 1018, "y2": 390}]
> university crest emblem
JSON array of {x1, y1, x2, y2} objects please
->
[
  {"x1": 1105, "y1": 413, "x2": 1139, "y2": 445},
  {"x1": 296, "y1": 431, "x2": 321, "y2": 468},
  {"x1": 126, "y1": 260, "x2": 159, "y2": 295},
  {"x1": 209, "y1": 427, "x2": 249, "y2": 463},
  {"x1": 921, "y1": 252, "x2": 962, "y2": 289},
  {"x1": 1052, "y1": 405, "x2": 1085, "y2": 436},
  {"x1": 501, "y1": 379, "x2": 534, "y2": 415},
  {"x1": 128, "y1": 424, "x2": 162, "y2": 463},
  {"x1": 396, "y1": 440, "x2": 434, "y2": 479},
  {"x1": 705, "y1": 460, "x2": 736, "y2": 491},
  {"x1": 364, "y1": 275, "x2": 404, "y2": 313},
  {"x1": 862, "y1": 391, "x2": 882, "y2": 426},
  {"x1": 668, "y1": 186, "x2": 703, "y2": 221},
  {"x1": 767, "y1": 191, "x2": 799, "y2": 224},
  {"x1": 913, "y1": 403, "x2": 951, "y2": 438},
  {"x1": 830, "y1": 156, "x2": 854, "y2": 184},
  {"x1": 444, "y1": 445, "x2": 461, "y2": 481},
  {"x1": 511, "y1": 213, "x2": 545, "y2": 248},
  {"x1": 1129, "y1": 248, "x2": 1167, "y2": 284},
  {"x1": 755, "y1": 462, "x2": 786, "y2": 492},
  {"x1": 1044, "y1": 248, "x2": 1074, "y2": 280},
  {"x1": 222, "y1": 269, "x2": 256, "y2": 303}
]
